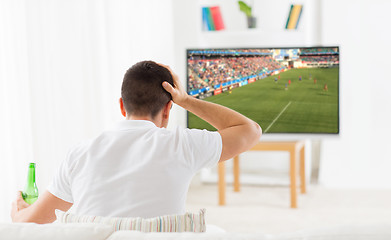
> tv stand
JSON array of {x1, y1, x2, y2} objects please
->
[{"x1": 218, "y1": 141, "x2": 306, "y2": 208}]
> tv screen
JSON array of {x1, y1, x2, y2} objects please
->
[{"x1": 187, "y1": 47, "x2": 339, "y2": 134}]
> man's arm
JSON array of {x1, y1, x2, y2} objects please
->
[
  {"x1": 11, "y1": 190, "x2": 72, "y2": 223},
  {"x1": 162, "y1": 66, "x2": 262, "y2": 162}
]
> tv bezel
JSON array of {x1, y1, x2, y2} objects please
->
[{"x1": 185, "y1": 46, "x2": 340, "y2": 136}]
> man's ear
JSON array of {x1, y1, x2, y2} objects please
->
[
  {"x1": 119, "y1": 98, "x2": 127, "y2": 117},
  {"x1": 163, "y1": 101, "x2": 173, "y2": 119}
]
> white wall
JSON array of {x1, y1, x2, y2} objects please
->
[{"x1": 319, "y1": 0, "x2": 391, "y2": 188}]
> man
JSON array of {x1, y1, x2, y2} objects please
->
[{"x1": 11, "y1": 61, "x2": 261, "y2": 223}]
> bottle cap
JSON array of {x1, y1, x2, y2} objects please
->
[{"x1": 29, "y1": 163, "x2": 36, "y2": 168}]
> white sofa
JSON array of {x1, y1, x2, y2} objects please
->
[{"x1": 1, "y1": 222, "x2": 391, "y2": 240}]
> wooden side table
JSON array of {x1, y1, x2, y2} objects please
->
[{"x1": 218, "y1": 141, "x2": 306, "y2": 208}]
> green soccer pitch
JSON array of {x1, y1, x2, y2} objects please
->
[{"x1": 188, "y1": 67, "x2": 339, "y2": 133}]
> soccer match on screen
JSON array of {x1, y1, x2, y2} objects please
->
[{"x1": 187, "y1": 47, "x2": 339, "y2": 134}]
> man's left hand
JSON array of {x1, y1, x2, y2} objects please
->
[{"x1": 11, "y1": 191, "x2": 30, "y2": 221}]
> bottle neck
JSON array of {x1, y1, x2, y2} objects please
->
[{"x1": 27, "y1": 165, "x2": 36, "y2": 185}]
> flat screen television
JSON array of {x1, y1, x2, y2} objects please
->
[{"x1": 186, "y1": 47, "x2": 339, "y2": 134}]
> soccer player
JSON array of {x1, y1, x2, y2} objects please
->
[
  {"x1": 285, "y1": 83, "x2": 288, "y2": 90},
  {"x1": 274, "y1": 77, "x2": 278, "y2": 83},
  {"x1": 324, "y1": 83, "x2": 328, "y2": 91},
  {"x1": 288, "y1": 79, "x2": 291, "y2": 85},
  {"x1": 299, "y1": 76, "x2": 302, "y2": 81}
]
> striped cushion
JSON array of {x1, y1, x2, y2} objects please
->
[{"x1": 55, "y1": 209, "x2": 206, "y2": 232}]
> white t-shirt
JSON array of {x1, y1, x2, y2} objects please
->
[{"x1": 47, "y1": 120, "x2": 222, "y2": 218}]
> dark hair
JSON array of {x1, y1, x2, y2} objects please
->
[{"x1": 121, "y1": 61, "x2": 174, "y2": 118}]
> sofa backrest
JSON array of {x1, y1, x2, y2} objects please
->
[{"x1": 0, "y1": 222, "x2": 113, "y2": 240}]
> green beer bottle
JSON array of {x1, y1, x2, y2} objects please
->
[{"x1": 22, "y1": 163, "x2": 39, "y2": 204}]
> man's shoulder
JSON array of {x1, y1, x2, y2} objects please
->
[
  {"x1": 144, "y1": 126, "x2": 220, "y2": 144},
  {"x1": 174, "y1": 127, "x2": 221, "y2": 143},
  {"x1": 179, "y1": 127, "x2": 219, "y2": 135},
  {"x1": 66, "y1": 138, "x2": 94, "y2": 159}
]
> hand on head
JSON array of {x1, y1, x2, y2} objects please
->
[{"x1": 159, "y1": 64, "x2": 189, "y2": 107}]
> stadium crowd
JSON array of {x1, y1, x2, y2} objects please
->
[
  {"x1": 188, "y1": 56, "x2": 283, "y2": 91},
  {"x1": 300, "y1": 47, "x2": 338, "y2": 54},
  {"x1": 300, "y1": 55, "x2": 339, "y2": 63}
]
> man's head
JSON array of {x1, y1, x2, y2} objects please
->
[{"x1": 120, "y1": 61, "x2": 174, "y2": 122}]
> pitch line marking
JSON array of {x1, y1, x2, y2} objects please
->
[{"x1": 264, "y1": 101, "x2": 292, "y2": 133}]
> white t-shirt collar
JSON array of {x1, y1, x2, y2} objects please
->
[{"x1": 111, "y1": 120, "x2": 157, "y2": 131}]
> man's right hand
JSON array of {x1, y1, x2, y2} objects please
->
[{"x1": 161, "y1": 66, "x2": 189, "y2": 107}]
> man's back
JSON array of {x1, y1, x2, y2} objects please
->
[{"x1": 48, "y1": 120, "x2": 222, "y2": 218}]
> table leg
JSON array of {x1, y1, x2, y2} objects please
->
[
  {"x1": 233, "y1": 155, "x2": 240, "y2": 192},
  {"x1": 218, "y1": 161, "x2": 226, "y2": 205},
  {"x1": 290, "y1": 150, "x2": 297, "y2": 208},
  {"x1": 300, "y1": 145, "x2": 306, "y2": 194}
]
